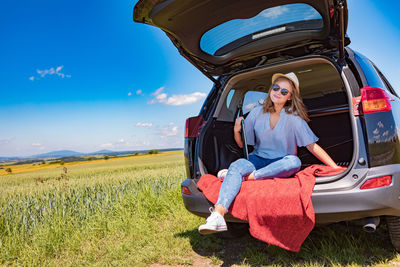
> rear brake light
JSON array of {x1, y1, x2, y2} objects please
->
[
  {"x1": 329, "y1": 7, "x2": 334, "y2": 18},
  {"x1": 360, "y1": 87, "x2": 391, "y2": 113},
  {"x1": 360, "y1": 175, "x2": 392, "y2": 189},
  {"x1": 181, "y1": 186, "x2": 191, "y2": 195},
  {"x1": 185, "y1": 119, "x2": 189, "y2": 138},
  {"x1": 184, "y1": 116, "x2": 205, "y2": 138}
]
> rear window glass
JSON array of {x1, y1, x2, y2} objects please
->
[{"x1": 200, "y1": 3, "x2": 323, "y2": 56}]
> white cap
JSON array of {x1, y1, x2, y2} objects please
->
[{"x1": 271, "y1": 72, "x2": 300, "y2": 93}]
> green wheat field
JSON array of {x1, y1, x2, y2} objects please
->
[{"x1": 1, "y1": 151, "x2": 400, "y2": 266}]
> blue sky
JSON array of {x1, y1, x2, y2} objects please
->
[{"x1": 0, "y1": 0, "x2": 399, "y2": 157}]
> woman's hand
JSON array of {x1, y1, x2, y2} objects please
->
[{"x1": 234, "y1": 116, "x2": 244, "y2": 133}]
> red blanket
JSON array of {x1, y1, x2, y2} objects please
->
[{"x1": 197, "y1": 165, "x2": 346, "y2": 252}]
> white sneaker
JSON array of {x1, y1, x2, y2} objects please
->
[
  {"x1": 217, "y1": 169, "x2": 228, "y2": 181},
  {"x1": 198, "y1": 208, "x2": 227, "y2": 235}
]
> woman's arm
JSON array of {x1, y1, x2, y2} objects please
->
[
  {"x1": 306, "y1": 142, "x2": 341, "y2": 168},
  {"x1": 234, "y1": 117, "x2": 244, "y2": 148}
]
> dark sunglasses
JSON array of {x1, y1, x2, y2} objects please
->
[{"x1": 271, "y1": 84, "x2": 290, "y2": 96}]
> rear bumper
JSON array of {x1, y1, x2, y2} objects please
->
[{"x1": 181, "y1": 164, "x2": 400, "y2": 224}]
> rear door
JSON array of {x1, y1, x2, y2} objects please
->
[{"x1": 133, "y1": 0, "x2": 349, "y2": 76}]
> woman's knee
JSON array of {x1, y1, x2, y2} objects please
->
[
  {"x1": 283, "y1": 155, "x2": 301, "y2": 171},
  {"x1": 232, "y1": 158, "x2": 252, "y2": 167},
  {"x1": 229, "y1": 158, "x2": 255, "y2": 175}
]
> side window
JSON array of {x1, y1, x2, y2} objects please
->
[
  {"x1": 226, "y1": 89, "x2": 235, "y2": 111},
  {"x1": 219, "y1": 88, "x2": 240, "y2": 121},
  {"x1": 354, "y1": 53, "x2": 395, "y2": 95},
  {"x1": 371, "y1": 62, "x2": 399, "y2": 97},
  {"x1": 243, "y1": 91, "x2": 267, "y2": 114}
]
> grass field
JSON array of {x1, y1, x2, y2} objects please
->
[{"x1": 1, "y1": 151, "x2": 400, "y2": 266}]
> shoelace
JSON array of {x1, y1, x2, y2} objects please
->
[{"x1": 206, "y1": 207, "x2": 217, "y2": 222}]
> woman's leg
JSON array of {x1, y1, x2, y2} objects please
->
[
  {"x1": 199, "y1": 158, "x2": 255, "y2": 234},
  {"x1": 253, "y1": 155, "x2": 301, "y2": 180},
  {"x1": 215, "y1": 158, "x2": 256, "y2": 212}
]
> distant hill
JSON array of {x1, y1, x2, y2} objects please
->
[
  {"x1": 32, "y1": 150, "x2": 84, "y2": 158},
  {"x1": 88, "y1": 148, "x2": 182, "y2": 156},
  {"x1": 0, "y1": 148, "x2": 183, "y2": 162},
  {"x1": 90, "y1": 150, "x2": 115, "y2": 155},
  {"x1": 0, "y1": 157, "x2": 23, "y2": 162}
]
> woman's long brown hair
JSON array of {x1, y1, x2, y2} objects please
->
[{"x1": 262, "y1": 77, "x2": 310, "y2": 122}]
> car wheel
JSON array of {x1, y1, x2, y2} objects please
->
[
  {"x1": 386, "y1": 216, "x2": 400, "y2": 251},
  {"x1": 216, "y1": 222, "x2": 249, "y2": 239}
]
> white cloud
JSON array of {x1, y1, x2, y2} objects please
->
[
  {"x1": 136, "y1": 89, "x2": 143, "y2": 95},
  {"x1": 156, "y1": 93, "x2": 167, "y2": 102},
  {"x1": 136, "y1": 122, "x2": 153, "y2": 127},
  {"x1": 31, "y1": 143, "x2": 42, "y2": 147},
  {"x1": 165, "y1": 126, "x2": 179, "y2": 137},
  {"x1": 261, "y1": 6, "x2": 289, "y2": 19},
  {"x1": 32, "y1": 65, "x2": 71, "y2": 80},
  {"x1": 128, "y1": 92, "x2": 132, "y2": 96},
  {"x1": 378, "y1": 121, "x2": 384, "y2": 128},
  {"x1": 373, "y1": 128, "x2": 379, "y2": 135},
  {"x1": 148, "y1": 86, "x2": 206, "y2": 106},
  {"x1": 156, "y1": 124, "x2": 180, "y2": 139},
  {"x1": 55, "y1": 66, "x2": 64, "y2": 78},
  {"x1": 165, "y1": 92, "x2": 206, "y2": 106},
  {"x1": 382, "y1": 130, "x2": 389, "y2": 137},
  {"x1": 94, "y1": 123, "x2": 183, "y2": 152},
  {"x1": 147, "y1": 92, "x2": 167, "y2": 104},
  {"x1": 151, "y1": 87, "x2": 165, "y2": 96}
]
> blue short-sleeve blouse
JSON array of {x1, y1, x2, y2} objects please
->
[{"x1": 244, "y1": 106, "x2": 318, "y2": 159}]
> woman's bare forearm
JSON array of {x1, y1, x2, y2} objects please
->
[
  {"x1": 234, "y1": 117, "x2": 244, "y2": 148},
  {"x1": 306, "y1": 143, "x2": 340, "y2": 168},
  {"x1": 234, "y1": 130, "x2": 243, "y2": 148}
]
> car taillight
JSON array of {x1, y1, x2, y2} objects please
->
[
  {"x1": 185, "y1": 119, "x2": 189, "y2": 138},
  {"x1": 181, "y1": 186, "x2": 191, "y2": 195},
  {"x1": 360, "y1": 87, "x2": 391, "y2": 113},
  {"x1": 360, "y1": 175, "x2": 392, "y2": 190},
  {"x1": 184, "y1": 116, "x2": 205, "y2": 138}
]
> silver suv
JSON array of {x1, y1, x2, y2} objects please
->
[{"x1": 133, "y1": 0, "x2": 400, "y2": 250}]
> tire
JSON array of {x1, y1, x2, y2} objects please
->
[
  {"x1": 216, "y1": 222, "x2": 249, "y2": 239},
  {"x1": 386, "y1": 216, "x2": 400, "y2": 251}
]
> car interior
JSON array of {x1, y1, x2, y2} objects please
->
[{"x1": 198, "y1": 57, "x2": 355, "y2": 176}]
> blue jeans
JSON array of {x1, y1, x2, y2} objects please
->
[{"x1": 216, "y1": 154, "x2": 301, "y2": 211}]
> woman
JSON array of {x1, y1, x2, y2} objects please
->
[{"x1": 198, "y1": 72, "x2": 341, "y2": 235}]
